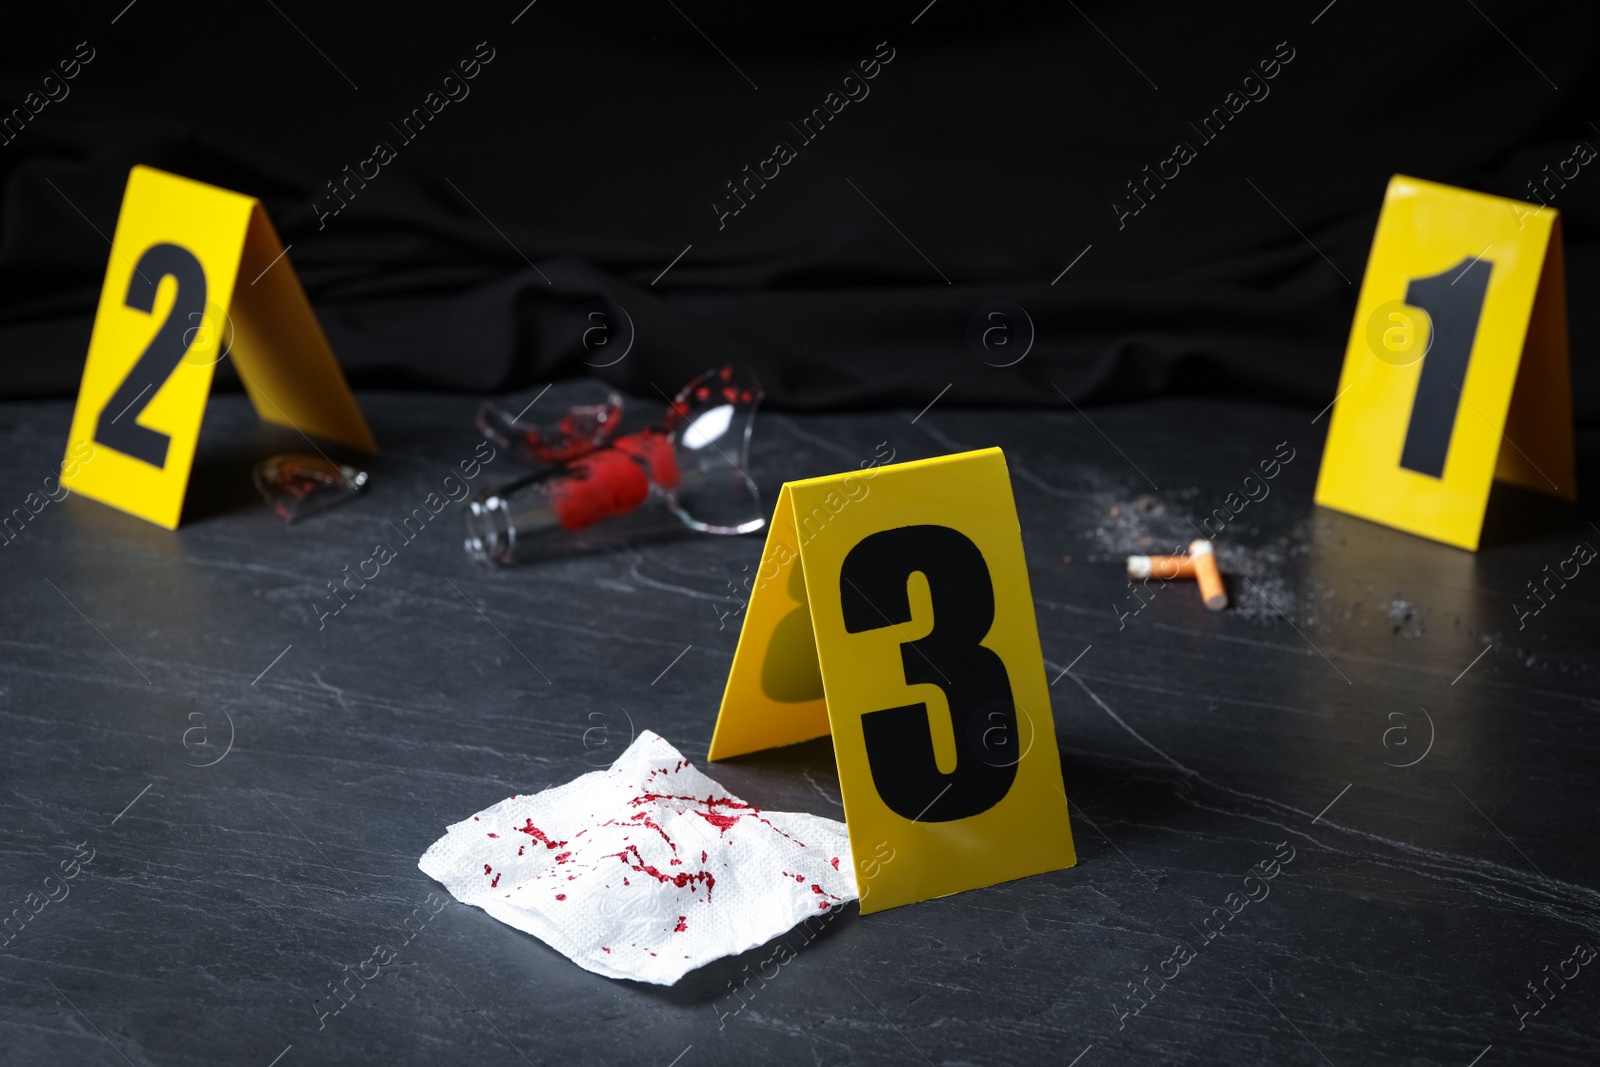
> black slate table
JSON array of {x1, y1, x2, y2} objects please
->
[{"x1": 2, "y1": 386, "x2": 1598, "y2": 1067}]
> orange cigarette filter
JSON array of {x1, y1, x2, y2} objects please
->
[
  {"x1": 1189, "y1": 539, "x2": 1227, "y2": 611},
  {"x1": 1126, "y1": 554, "x2": 1196, "y2": 580}
]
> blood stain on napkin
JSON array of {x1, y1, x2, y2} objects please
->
[{"x1": 419, "y1": 730, "x2": 855, "y2": 985}]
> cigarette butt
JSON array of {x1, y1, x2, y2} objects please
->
[
  {"x1": 1189, "y1": 539, "x2": 1227, "y2": 611},
  {"x1": 1126, "y1": 554, "x2": 1196, "y2": 581}
]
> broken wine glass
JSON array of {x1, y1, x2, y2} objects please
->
[
  {"x1": 464, "y1": 367, "x2": 764, "y2": 566},
  {"x1": 253, "y1": 454, "x2": 369, "y2": 524},
  {"x1": 475, "y1": 381, "x2": 624, "y2": 467}
]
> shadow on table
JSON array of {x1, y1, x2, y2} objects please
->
[
  {"x1": 1056, "y1": 745, "x2": 1189, "y2": 844},
  {"x1": 182, "y1": 419, "x2": 362, "y2": 525},
  {"x1": 1478, "y1": 479, "x2": 1576, "y2": 548}
]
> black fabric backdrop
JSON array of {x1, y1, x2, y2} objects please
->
[{"x1": 1, "y1": 1, "x2": 1597, "y2": 416}]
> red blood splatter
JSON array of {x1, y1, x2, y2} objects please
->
[
  {"x1": 831, "y1": 857, "x2": 840, "y2": 870},
  {"x1": 602, "y1": 947, "x2": 611, "y2": 953},
  {"x1": 701, "y1": 851, "x2": 708, "y2": 863},
  {"x1": 491, "y1": 873, "x2": 501, "y2": 888},
  {"x1": 633, "y1": 792, "x2": 754, "y2": 812},
  {"x1": 609, "y1": 846, "x2": 715, "y2": 900},
  {"x1": 674, "y1": 916, "x2": 687, "y2": 932},
  {"x1": 483, "y1": 864, "x2": 492, "y2": 875},
  {"x1": 555, "y1": 893, "x2": 567, "y2": 901},
  {"x1": 626, "y1": 812, "x2": 677, "y2": 852},
  {"x1": 473, "y1": 817, "x2": 479, "y2": 821},
  {"x1": 795, "y1": 874, "x2": 806, "y2": 883},
  {"x1": 632, "y1": 792, "x2": 798, "y2": 842},
  {"x1": 697, "y1": 811, "x2": 740, "y2": 833},
  {"x1": 487, "y1": 833, "x2": 499, "y2": 838},
  {"x1": 516, "y1": 820, "x2": 568, "y2": 850},
  {"x1": 818, "y1": 901, "x2": 828, "y2": 910},
  {"x1": 554, "y1": 851, "x2": 573, "y2": 864},
  {"x1": 518, "y1": 846, "x2": 525, "y2": 856},
  {"x1": 811, "y1": 884, "x2": 823, "y2": 894},
  {"x1": 614, "y1": 430, "x2": 680, "y2": 490},
  {"x1": 549, "y1": 448, "x2": 650, "y2": 530},
  {"x1": 547, "y1": 425, "x2": 678, "y2": 531}
]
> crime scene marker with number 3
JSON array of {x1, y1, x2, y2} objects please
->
[{"x1": 708, "y1": 447, "x2": 1076, "y2": 914}]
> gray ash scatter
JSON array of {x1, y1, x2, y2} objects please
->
[
  {"x1": 1064, "y1": 482, "x2": 1324, "y2": 628},
  {"x1": 1387, "y1": 599, "x2": 1425, "y2": 638},
  {"x1": 1214, "y1": 531, "x2": 1324, "y2": 628},
  {"x1": 1474, "y1": 631, "x2": 1591, "y2": 677},
  {"x1": 1078, "y1": 488, "x2": 1202, "y2": 559}
]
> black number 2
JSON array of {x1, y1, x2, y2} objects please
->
[
  {"x1": 1399, "y1": 255, "x2": 1492, "y2": 478},
  {"x1": 94, "y1": 243, "x2": 208, "y2": 468},
  {"x1": 839, "y1": 525, "x2": 1018, "y2": 823}
]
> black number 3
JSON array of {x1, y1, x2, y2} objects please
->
[
  {"x1": 839, "y1": 525, "x2": 1018, "y2": 822},
  {"x1": 94, "y1": 243, "x2": 208, "y2": 468}
]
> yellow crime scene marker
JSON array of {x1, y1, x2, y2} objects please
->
[
  {"x1": 62, "y1": 166, "x2": 375, "y2": 529},
  {"x1": 709, "y1": 448, "x2": 1076, "y2": 913},
  {"x1": 1316, "y1": 174, "x2": 1574, "y2": 550}
]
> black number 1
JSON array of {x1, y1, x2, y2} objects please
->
[
  {"x1": 94, "y1": 243, "x2": 208, "y2": 469},
  {"x1": 1399, "y1": 255, "x2": 1492, "y2": 479},
  {"x1": 839, "y1": 525, "x2": 1018, "y2": 823}
]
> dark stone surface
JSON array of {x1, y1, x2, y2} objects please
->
[{"x1": 2, "y1": 386, "x2": 1598, "y2": 1066}]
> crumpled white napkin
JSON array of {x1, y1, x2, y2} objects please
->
[{"x1": 419, "y1": 730, "x2": 856, "y2": 984}]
